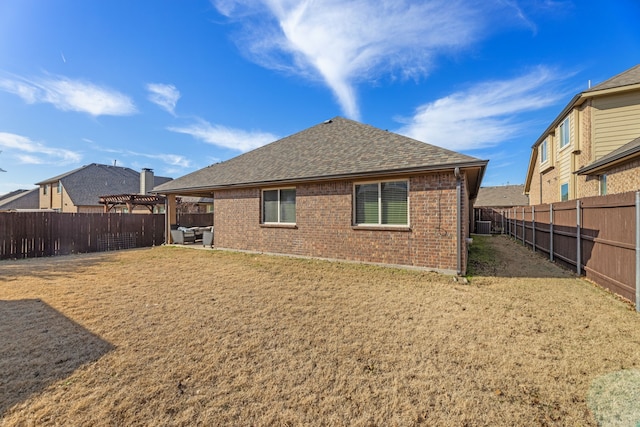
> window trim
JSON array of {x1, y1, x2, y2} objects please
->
[
  {"x1": 560, "y1": 182, "x2": 569, "y2": 202},
  {"x1": 559, "y1": 117, "x2": 570, "y2": 150},
  {"x1": 599, "y1": 174, "x2": 607, "y2": 196},
  {"x1": 540, "y1": 139, "x2": 548, "y2": 164},
  {"x1": 353, "y1": 179, "x2": 410, "y2": 228},
  {"x1": 261, "y1": 187, "x2": 296, "y2": 225}
]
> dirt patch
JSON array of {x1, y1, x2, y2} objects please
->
[
  {"x1": 1, "y1": 240, "x2": 639, "y2": 425},
  {"x1": 468, "y1": 234, "x2": 573, "y2": 279}
]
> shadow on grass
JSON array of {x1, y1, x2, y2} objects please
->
[
  {"x1": 467, "y1": 234, "x2": 573, "y2": 279},
  {"x1": 0, "y1": 299, "x2": 114, "y2": 415},
  {"x1": 0, "y1": 251, "x2": 126, "y2": 283}
]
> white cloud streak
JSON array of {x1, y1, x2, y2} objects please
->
[
  {"x1": 395, "y1": 67, "x2": 571, "y2": 151},
  {"x1": 212, "y1": 0, "x2": 513, "y2": 120},
  {"x1": 146, "y1": 83, "x2": 181, "y2": 115},
  {"x1": 0, "y1": 74, "x2": 136, "y2": 116},
  {"x1": 168, "y1": 119, "x2": 277, "y2": 152},
  {"x1": 0, "y1": 132, "x2": 81, "y2": 165}
]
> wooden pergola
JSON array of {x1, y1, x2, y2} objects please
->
[{"x1": 99, "y1": 194, "x2": 166, "y2": 213}]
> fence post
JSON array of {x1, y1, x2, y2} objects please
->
[
  {"x1": 522, "y1": 207, "x2": 525, "y2": 246},
  {"x1": 576, "y1": 199, "x2": 581, "y2": 275},
  {"x1": 532, "y1": 206, "x2": 536, "y2": 253},
  {"x1": 635, "y1": 191, "x2": 639, "y2": 312},
  {"x1": 550, "y1": 203, "x2": 554, "y2": 262}
]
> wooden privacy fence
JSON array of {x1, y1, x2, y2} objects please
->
[
  {"x1": 0, "y1": 212, "x2": 214, "y2": 260},
  {"x1": 502, "y1": 191, "x2": 640, "y2": 311}
]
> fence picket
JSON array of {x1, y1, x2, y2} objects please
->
[
  {"x1": 504, "y1": 192, "x2": 637, "y2": 308},
  {"x1": 0, "y1": 212, "x2": 212, "y2": 260}
]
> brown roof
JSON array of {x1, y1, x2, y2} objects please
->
[
  {"x1": 154, "y1": 117, "x2": 487, "y2": 196},
  {"x1": 474, "y1": 185, "x2": 528, "y2": 208},
  {"x1": 586, "y1": 64, "x2": 640, "y2": 92}
]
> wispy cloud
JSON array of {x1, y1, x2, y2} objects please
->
[
  {"x1": 168, "y1": 119, "x2": 277, "y2": 152},
  {"x1": 0, "y1": 132, "x2": 81, "y2": 165},
  {"x1": 0, "y1": 73, "x2": 136, "y2": 116},
  {"x1": 396, "y1": 67, "x2": 572, "y2": 151},
  {"x1": 212, "y1": 0, "x2": 520, "y2": 120},
  {"x1": 146, "y1": 83, "x2": 180, "y2": 115},
  {"x1": 136, "y1": 152, "x2": 192, "y2": 168}
]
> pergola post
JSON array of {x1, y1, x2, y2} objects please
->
[{"x1": 166, "y1": 194, "x2": 177, "y2": 244}]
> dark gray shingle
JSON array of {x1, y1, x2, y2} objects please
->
[
  {"x1": 475, "y1": 185, "x2": 528, "y2": 207},
  {"x1": 586, "y1": 64, "x2": 640, "y2": 92},
  {"x1": 155, "y1": 117, "x2": 485, "y2": 193},
  {"x1": 37, "y1": 164, "x2": 172, "y2": 207}
]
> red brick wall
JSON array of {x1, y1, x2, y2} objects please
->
[{"x1": 213, "y1": 172, "x2": 465, "y2": 273}]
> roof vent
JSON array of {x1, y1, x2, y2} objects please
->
[{"x1": 323, "y1": 119, "x2": 332, "y2": 124}]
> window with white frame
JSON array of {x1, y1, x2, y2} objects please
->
[
  {"x1": 560, "y1": 182, "x2": 569, "y2": 201},
  {"x1": 599, "y1": 174, "x2": 607, "y2": 195},
  {"x1": 354, "y1": 180, "x2": 408, "y2": 226},
  {"x1": 559, "y1": 117, "x2": 570, "y2": 148},
  {"x1": 262, "y1": 188, "x2": 296, "y2": 224},
  {"x1": 540, "y1": 139, "x2": 548, "y2": 163}
]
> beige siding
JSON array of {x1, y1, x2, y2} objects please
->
[
  {"x1": 557, "y1": 115, "x2": 573, "y2": 195},
  {"x1": 593, "y1": 91, "x2": 640, "y2": 159}
]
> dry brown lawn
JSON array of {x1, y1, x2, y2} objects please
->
[{"x1": 1, "y1": 235, "x2": 640, "y2": 426}]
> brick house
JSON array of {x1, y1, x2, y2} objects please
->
[
  {"x1": 155, "y1": 117, "x2": 487, "y2": 275},
  {"x1": 525, "y1": 64, "x2": 640, "y2": 204}
]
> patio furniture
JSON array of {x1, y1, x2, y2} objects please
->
[
  {"x1": 170, "y1": 227, "x2": 196, "y2": 244},
  {"x1": 202, "y1": 227, "x2": 214, "y2": 247}
]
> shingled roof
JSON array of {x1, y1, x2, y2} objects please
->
[
  {"x1": 36, "y1": 163, "x2": 172, "y2": 207},
  {"x1": 576, "y1": 136, "x2": 640, "y2": 175},
  {"x1": 585, "y1": 64, "x2": 640, "y2": 92},
  {"x1": 0, "y1": 188, "x2": 39, "y2": 210},
  {"x1": 475, "y1": 185, "x2": 528, "y2": 208},
  {"x1": 154, "y1": 117, "x2": 487, "y2": 196}
]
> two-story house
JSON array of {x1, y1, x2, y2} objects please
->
[
  {"x1": 36, "y1": 163, "x2": 173, "y2": 213},
  {"x1": 525, "y1": 64, "x2": 640, "y2": 204}
]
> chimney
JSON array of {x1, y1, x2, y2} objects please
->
[{"x1": 140, "y1": 168, "x2": 154, "y2": 194}]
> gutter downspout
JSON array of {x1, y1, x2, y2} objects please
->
[{"x1": 455, "y1": 167, "x2": 462, "y2": 275}]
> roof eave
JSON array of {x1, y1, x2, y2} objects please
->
[
  {"x1": 153, "y1": 160, "x2": 489, "y2": 195},
  {"x1": 584, "y1": 82, "x2": 640, "y2": 98},
  {"x1": 576, "y1": 147, "x2": 640, "y2": 176}
]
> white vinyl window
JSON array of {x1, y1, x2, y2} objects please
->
[
  {"x1": 559, "y1": 117, "x2": 570, "y2": 149},
  {"x1": 599, "y1": 174, "x2": 607, "y2": 196},
  {"x1": 262, "y1": 188, "x2": 296, "y2": 224},
  {"x1": 540, "y1": 139, "x2": 548, "y2": 163},
  {"x1": 560, "y1": 182, "x2": 569, "y2": 201},
  {"x1": 354, "y1": 180, "x2": 408, "y2": 226}
]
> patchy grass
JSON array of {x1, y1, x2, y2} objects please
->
[
  {"x1": 466, "y1": 234, "x2": 500, "y2": 277},
  {"x1": 1, "y1": 238, "x2": 640, "y2": 425}
]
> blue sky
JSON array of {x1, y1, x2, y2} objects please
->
[{"x1": 0, "y1": 0, "x2": 639, "y2": 195}]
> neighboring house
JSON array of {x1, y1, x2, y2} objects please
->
[
  {"x1": 155, "y1": 117, "x2": 488, "y2": 275},
  {"x1": 525, "y1": 64, "x2": 640, "y2": 204},
  {"x1": 176, "y1": 196, "x2": 214, "y2": 214},
  {"x1": 473, "y1": 185, "x2": 529, "y2": 233},
  {"x1": 0, "y1": 188, "x2": 39, "y2": 211},
  {"x1": 36, "y1": 164, "x2": 172, "y2": 213}
]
